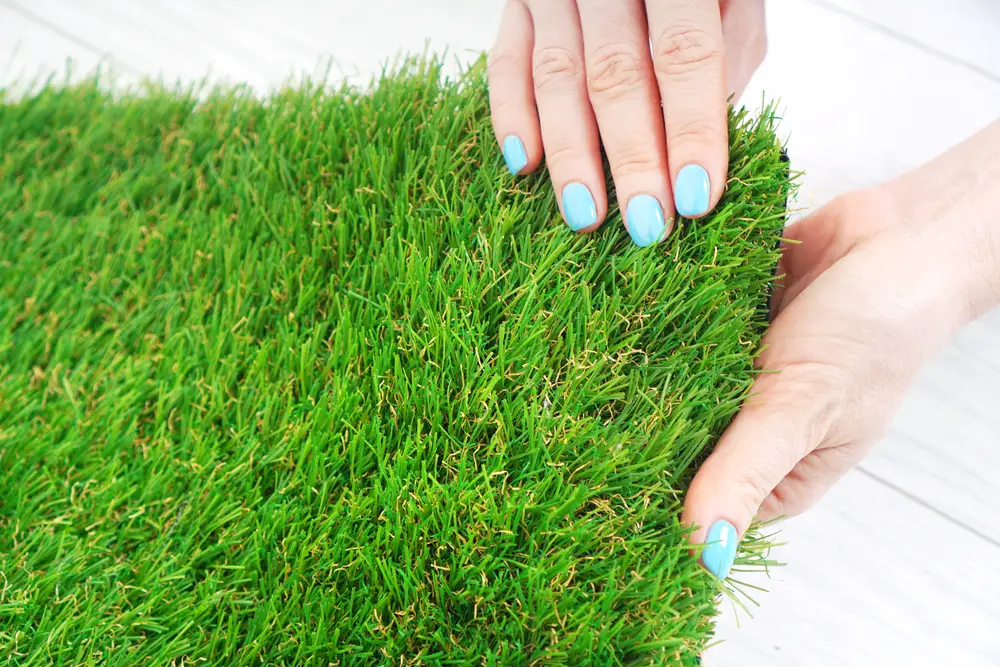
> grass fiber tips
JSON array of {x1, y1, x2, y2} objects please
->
[{"x1": 0, "y1": 57, "x2": 790, "y2": 666}]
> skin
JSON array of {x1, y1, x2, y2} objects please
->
[
  {"x1": 488, "y1": 1, "x2": 1000, "y2": 552},
  {"x1": 487, "y1": 0, "x2": 767, "y2": 235},
  {"x1": 685, "y1": 123, "x2": 1000, "y2": 543}
]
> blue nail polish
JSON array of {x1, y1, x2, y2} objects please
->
[
  {"x1": 701, "y1": 520, "x2": 739, "y2": 580},
  {"x1": 625, "y1": 194, "x2": 665, "y2": 247},
  {"x1": 561, "y1": 182, "x2": 598, "y2": 231},
  {"x1": 502, "y1": 135, "x2": 528, "y2": 175},
  {"x1": 674, "y1": 164, "x2": 711, "y2": 217}
]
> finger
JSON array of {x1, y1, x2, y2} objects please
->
[
  {"x1": 646, "y1": 0, "x2": 727, "y2": 219},
  {"x1": 719, "y1": 0, "x2": 767, "y2": 102},
  {"x1": 577, "y1": 0, "x2": 673, "y2": 247},
  {"x1": 527, "y1": 0, "x2": 606, "y2": 232},
  {"x1": 488, "y1": 0, "x2": 542, "y2": 175},
  {"x1": 757, "y1": 446, "x2": 862, "y2": 522},
  {"x1": 681, "y1": 357, "x2": 842, "y2": 579}
]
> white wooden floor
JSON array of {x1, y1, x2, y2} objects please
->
[{"x1": 2, "y1": 1, "x2": 999, "y2": 664}]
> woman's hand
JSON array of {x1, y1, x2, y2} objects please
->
[
  {"x1": 487, "y1": 0, "x2": 767, "y2": 245},
  {"x1": 685, "y1": 120, "x2": 1000, "y2": 580}
]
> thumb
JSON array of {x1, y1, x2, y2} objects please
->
[{"x1": 682, "y1": 364, "x2": 840, "y2": 579}]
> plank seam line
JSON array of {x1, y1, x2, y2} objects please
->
[
  {"x1": 801, "y1": 0, "x2": 1000, "y2": 85},
  {"x1": 857, "y1": 464, "x2": 1000, "y2": 550},
  {"x1": 1, "y1": 0, "x2": 141, "y2": 76}
]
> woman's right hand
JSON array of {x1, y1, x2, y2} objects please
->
[{"x1": 684, "y1": 120, "x2": 1000, "y2": 579}]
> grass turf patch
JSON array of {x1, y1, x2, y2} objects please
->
[{"x1": 0, "y1": 58, "x2": 789, "y2": 665}]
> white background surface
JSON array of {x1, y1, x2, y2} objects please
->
[{"x1": 2, "y1": 1, "x2": 999, "y2": 664}]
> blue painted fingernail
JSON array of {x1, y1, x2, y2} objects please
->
[
  {"x1": 561, "y1": 182, "x2": 598, "y2": 231},
  {"x1": 701, "y1": 520, "x2": 739, "y2": 580},
  {"x1": 674, "y1": 164, "x2": 711, "y2": 217},
  {"x1": 502, "y1": 135, "x2": 528, "y2": 175},
  {"x1": 625, "y1": 194, "x2": 665, "y2": 247}
]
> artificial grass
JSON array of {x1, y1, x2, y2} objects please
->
[{"x1": 0, "y1": 58, "x2": 790, "y2": 666}]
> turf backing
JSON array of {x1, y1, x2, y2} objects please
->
[{"x1": 0, "y1": 59, "x2": 790, "y2": 666}]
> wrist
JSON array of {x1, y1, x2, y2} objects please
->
[{"x1": 882, "y1": 119, "x2": 1000, "y2": 321}]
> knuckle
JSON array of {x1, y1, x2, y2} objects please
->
[
  {"x1": 489, "y1": 93, "x2": 514, "y2": 114},
  {"x1": 487, "y1": 50, "x2": 521, "y2": 81},
  {"x1": 758, "y1": 490, "x2": 785, "y2": 520},
  {"x1": 767, "y1": 483, "x2": 788, "y2": 509},
  {"x1": 488, "y1": 95, "x2": 520, "y2": 127},
  {"x1": 825, "y1": 188, "x2": 901, "y2": 242},
  {"x1": 532, "y1": 46, "x2": 581, "y2": 93},
  {"x1": 542, "y1": 140, "x2": 582, "y2": 168},
  {"x1": 760, "y1": 359, "x2": 848, "y2": 406},
  {"x1": 610, "y1": 143, "x2": 664, "y2": 177},
  {"x1": 833, "y1": 188, "x2": 893, "y2": 220},
  {"x1": 586, "y1": 45, "x2": 646, "y2": 100},
  {"x1": 735, "y1": 467, "x2": 777, "y2": 517},
  {"x1": 652, "y1": 26, "x2": 721, "y2": 77},
  {"x1": 487, "y1": 81, "x2": 524, "y2": 123},
  {"x1": 753, "y1": 364, "x2": 846, "y2": 449},
  {"x1": 669, "y1": 120, "x2": 723, "y2": 149}
]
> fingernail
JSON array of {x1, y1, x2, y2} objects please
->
[
  {"x1": 701, "y1": 520, "x2": 739, "y2": 580},
  {"x1": 561, "y1": 182, "x2": 598, "y2": 231},
  {"x1": 674, "y1": 164, "x2": 711, "y2": 217},
  {"x1": 502, "y1": 135, "x2": 528, "y2": 175},
  {"x1": 625, "y1": 194, "x2": 665, "y2": 247}
]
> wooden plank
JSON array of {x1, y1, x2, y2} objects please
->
[
  {"x1": 743, "y1": 0, "x2": 1000, "y2": 212},
  {"x1": 2, "y1": 0, "x2": 504, "y2": 91},
  {"x1": 811, "y1": 0, "x2": 1000, "y2": 80},
  {"x1": 0, "y1": 4, "x2": 110, "y2": 90},
  {"x1": 705, "y1": 468, "x2": 1000, "y2": 666}
]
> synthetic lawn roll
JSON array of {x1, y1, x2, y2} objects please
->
[{"x1": 0, "y1": 59, "x2": 789, "y2": 665}]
